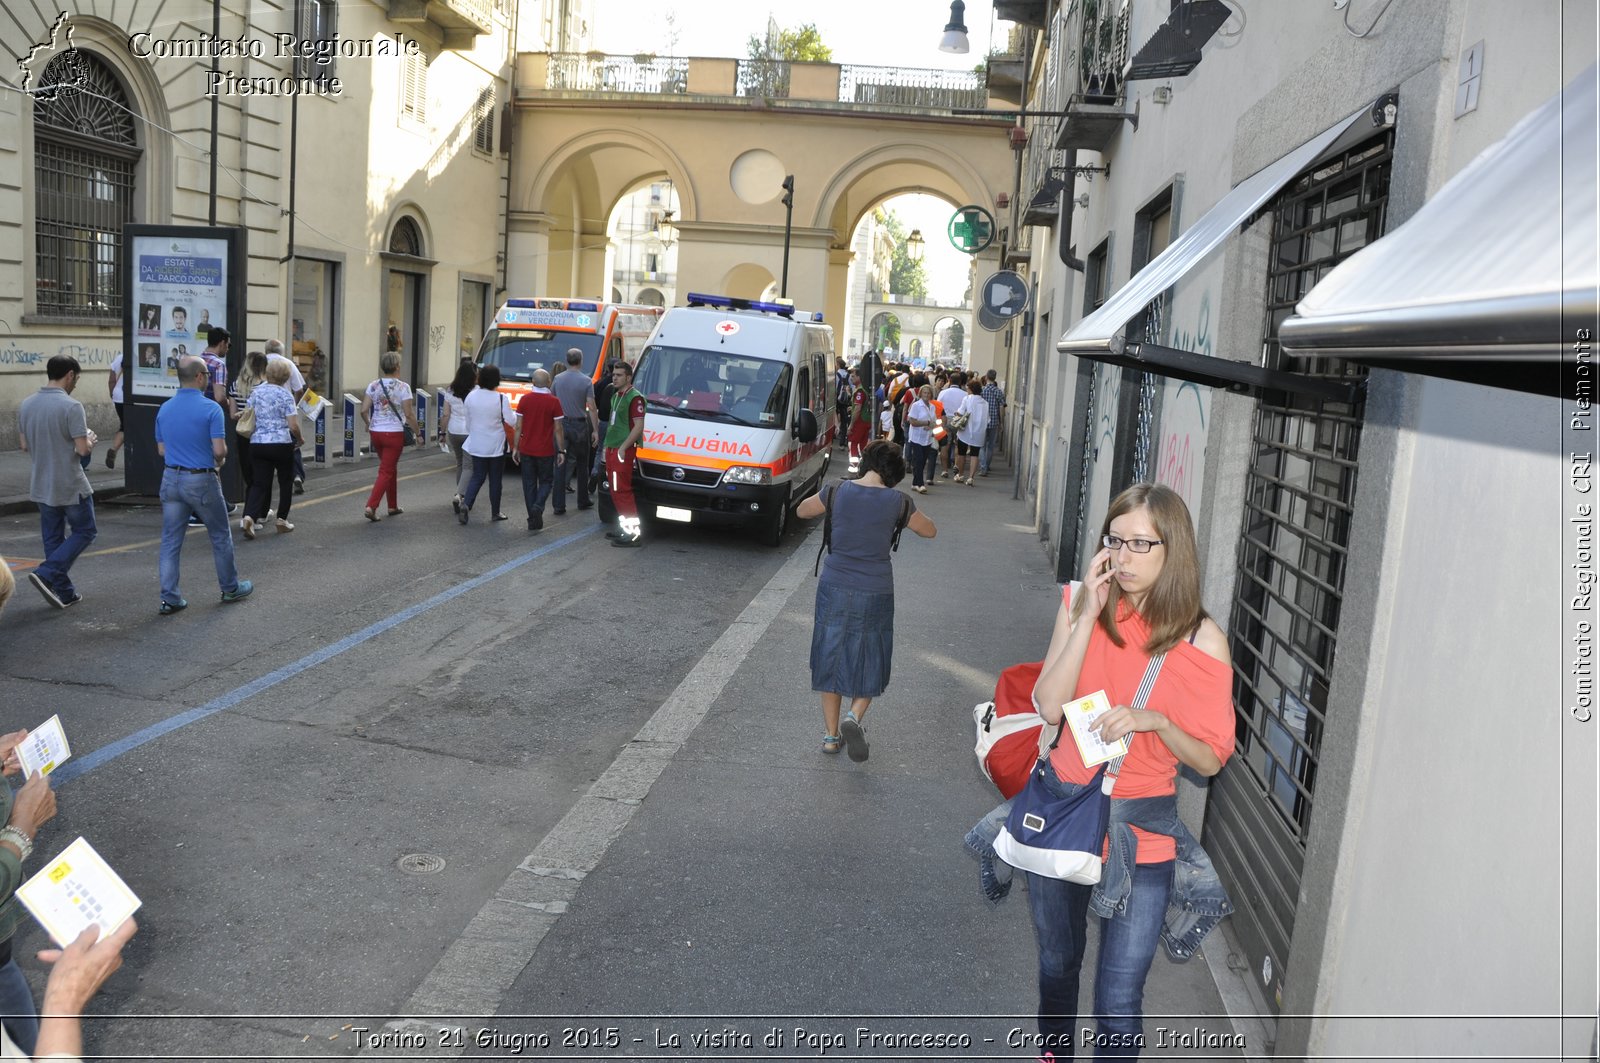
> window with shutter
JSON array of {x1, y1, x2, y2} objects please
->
[
  {"x1": 294, "y1": 0, "x2": 337, "y2": 81},
  {"x1": 400, "y1": 51, "x2": 427, "y2": 126},
  {"x1": 472, "y1": 88, "x2": 494, "y2": 154}
]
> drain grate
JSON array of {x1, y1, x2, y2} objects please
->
[{"x1": 397, "y1": 853, "x2": 446, "y2": 875}]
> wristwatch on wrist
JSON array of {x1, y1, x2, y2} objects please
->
[{"x1": 0, "y1": 825, "x2": 33, "y2": 861}]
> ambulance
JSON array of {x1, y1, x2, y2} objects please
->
[
  {"x1": 474, "y1": 298, "x2": 663, "y2": 399},
  {"x1": 627, "y1": 293, "x2": 836, "y2": 546}
]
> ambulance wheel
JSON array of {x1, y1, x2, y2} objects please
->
[{"x1": 761, "y1": 489, "x2": 791, "y2": 547}]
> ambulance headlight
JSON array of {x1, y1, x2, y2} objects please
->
[{"x1": 722, "y1": 466, "x2": 771, "y2": 486}]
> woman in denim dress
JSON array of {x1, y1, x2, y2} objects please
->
[
  {"x1": 1027, "y1": 483, "x2": 1234, "y2": 1059},
  {"x1": 795, "y1": 440, "x2": 937, "y2": 761}
]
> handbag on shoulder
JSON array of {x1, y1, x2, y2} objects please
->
[{"x1": 991, "y1": 651, "x2": 1168, "y2": 883}]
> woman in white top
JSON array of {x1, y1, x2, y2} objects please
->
[
  {"x1": 359, "y1": 350, "x2": 420, "y2": 522},
  {"x1": 457, "y1": 363, "x2": 518, "y2": 524},
  {"x1": 441, "y1": 359, "x2": 478, "y2": 510},
  {"x1": 954, "y1": 378, "x2": 990, "y2": 484},
  {"x1": 905, "y1": 385, "x2": 939, "y2": 493},
  {"x1": 105, "y1": 352, "x2": 125, "y2": 468}
]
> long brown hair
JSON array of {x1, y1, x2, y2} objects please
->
[{"x1": 1098, "y1": 483, "x2": 1206, "y2": 655}]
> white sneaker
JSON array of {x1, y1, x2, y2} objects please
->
[{"x1": 241, "y1": 515, "x2": 255, "y2": 540}]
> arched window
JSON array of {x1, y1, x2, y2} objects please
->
[
  {"x1": 388, "y1": 217, "x2": 423, "y2": 257},
  {"x1": 34, "y1": 51, "x2": 140, "y2": 320}
]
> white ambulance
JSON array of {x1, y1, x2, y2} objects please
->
[
  {"x1": 474, "y1": 298, "x2": 663, "y2": 401},
  {"x1": 628, "y1": 293, "x2": 837, "y2": 545}
]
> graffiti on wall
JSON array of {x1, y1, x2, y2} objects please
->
[
  {"x1": 1157, "y1": 290, "x2": 1212, "y2": 512},
  {"x1": 1, "y1": 341, "x2": 122, "y2": 371}
]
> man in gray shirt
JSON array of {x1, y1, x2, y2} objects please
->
[
  {"x1": 550, "y1": 347, "x2": 599, "y2": 514},
  {"x1": 16, "y1": 356, "x2": 97, "y2": 608}
]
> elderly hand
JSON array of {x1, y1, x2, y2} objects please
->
[
  {"x1": 0, "y1": 729, "x2": 28, "y2": 775},
  {"x1": 38, "y1": 919, "x2": 139, "y2": 1014},
  {"x1": 8, "y1": 771, "x2": 57, "y2": 835}
]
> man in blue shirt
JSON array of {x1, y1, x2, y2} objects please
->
[{"x1": 154, "y1": 357, "x2": 252, "y2": 614}]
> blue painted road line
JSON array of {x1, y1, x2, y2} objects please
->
[{"x1": 53, "y1": 524, "x2": 604, "y2": 784}]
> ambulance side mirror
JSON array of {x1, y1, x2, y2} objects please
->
[{"x1": 795, "y1": 407, "x2": 819, "y2": 444}]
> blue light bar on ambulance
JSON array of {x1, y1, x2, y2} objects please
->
[
  {"x1": 686, "y1": 292, "x2": 795, "y2": 317},
  {"x1": 565, "y1": 301, "x2": 599, "y2": 312}
]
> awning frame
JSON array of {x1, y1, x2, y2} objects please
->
[{"x1": 1058, "y1": 96, "x2": 1398, "y2": 399}]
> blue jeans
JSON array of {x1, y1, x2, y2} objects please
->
[
  {"x1": 0, "y1": 956, "x2": 37, "y2": 1055},
  {"x1": 520, "y1": 454, "x2": 556, "y2": 519},
  {"x1": 462, "y1": 454, "x2": 503, "y2": 514},
  {"x1": 35, "y1": 494, "x2": 97, "y2": 599},
  {"x1": 1026, "y1": 860, "x2": 1174, "y2": 1059},
  {"x1": 159, "y1": 469, "x2": 241, "y2": 603},
  {"x1": 980, "y1": 421, "x2": 1000, "y2": 473}
]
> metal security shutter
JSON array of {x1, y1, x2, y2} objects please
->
[{"x1": 1205, "y1": 129, "x2": 1393, "y2": 1012}]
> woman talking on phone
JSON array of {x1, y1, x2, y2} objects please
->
[{"x1": 1025, "y1": 483, "x2": 1234, "y2": 1059}]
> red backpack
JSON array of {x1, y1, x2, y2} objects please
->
[{"x1": 972, "y1": 660, "x2": 1050, "y2": 799}]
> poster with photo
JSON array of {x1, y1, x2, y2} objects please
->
[{"x1": 127, "y1": 235, "x2": 228, "y2": 398}]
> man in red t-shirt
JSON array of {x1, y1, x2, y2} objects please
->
[{"x1": 515, "y1": 369, "x2": 566, "y2": 532}]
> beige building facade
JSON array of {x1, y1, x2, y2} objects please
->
[
  {"x1": 0, "y1": 0, "x2": 596, "y2": 444},
  {"x1": 998, "y1": 0, "x2": 1596, "y2": 1057}
]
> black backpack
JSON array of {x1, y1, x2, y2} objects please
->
[{"x1": 813, "y1": 481, "x2": 914, "y2": 576}]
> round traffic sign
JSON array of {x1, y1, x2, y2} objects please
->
[{"x1": 977, "y1": 270, "x2": 1029, "y2": 331}]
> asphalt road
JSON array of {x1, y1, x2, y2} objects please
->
[
  {"x1": 0, "y1": 450, "x2": 801, "y2": 1056},
  {"x1": 0, "y1": 449, "x2": 1244, "y2": 1061}
]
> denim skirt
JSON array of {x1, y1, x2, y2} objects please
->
[{"x1": 809, "y1": 579, "x2": 895, "y2": 698}]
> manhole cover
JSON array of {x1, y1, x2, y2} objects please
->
[{"x1": 397, "y1": 853, "x2": 446, "y2": 875}]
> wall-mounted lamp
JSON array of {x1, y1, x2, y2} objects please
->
[
  {"x1": 906, "y1": 229, "x2": 926, "y2": 262},
  {"x1": 939, "y1": 0, "x2": 969, "y2": 54}
]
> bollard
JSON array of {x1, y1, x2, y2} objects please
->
[
  {"x1": 314, "y1": 403, "x2": 328, "y2": 465},
  {"x1": 341, "y1": 393, "x2": 359, "y2": 461},
  {"x1": 436, "y1": 388, "x2": 446, "y2": 442},
  {"x1": 414, "y1": 389, "x2": 430, "y2": 447}
]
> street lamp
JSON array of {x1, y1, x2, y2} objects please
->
[
  {"x1": 939, "y1": 0, "x2": 970, "y2": 54},
  {"x1": 780, "y1": 174, "x2": 795, "y2": 300},
  {"x1": 906, "y1": 228, "x2": 926, "y2": 263}
]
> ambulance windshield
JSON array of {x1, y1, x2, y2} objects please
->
[
  {"x1": 478, "y1": 330, "x2": 604, "y2": 381},
  {"x1": 634, "y1": 345, "x2": 792, "y2": 427}
]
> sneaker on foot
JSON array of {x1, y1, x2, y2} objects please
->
[
  {"x1": 59, "y1": 591, "x2": 83, "y2": 608},
  {"x1": 159, "y1": 598, "x2": 188, "y2": 616},
  {"x1": 293, "y1": 478, "x2": 305, "y2": 495},
  {"x1": 105, "y1": 448, "x2": 117, "y2": 469},
  {"x1": 275, "y1": 518, "x2": 295, "y2": 533},
  {"x1": 220, "y1": 580, "x2": 254, "y2": 603},
  {"x1": 457, "y1": 507, "x2": 469, "y2": 525},
  {"x1": 188, "y1": 515, "x2": 204, "y2": 527},
  {"x1": 27, "y1": 573, "x2": 64, "y2": 609},
  {"x1": 611, "y1": 535, "x2": 642, "y2": 548},
  {"x1": 840, "y1": 713, "x2": 869, "y2": 762},
  {"x1": 241, "y1": 515, "x2": 256, "y2": 540}
]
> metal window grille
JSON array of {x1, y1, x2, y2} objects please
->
[
  {"x1": 473, "y1": 88, "x2": 495, "y2": 153},
  {"x1": 401, "y1": 50, "x2": 428, "y2": 124},
  {"x1": 33, "y1": 52, "x2": 139, "y2": 321},
  {"x1": 389, "y1": 217, "x2": 423, "y2": 257},
  {"x1": 1229, "y1": 130, "x2": 1391, "y2": 839},
  {"x1": 1204, "y1": 128, "x2": 1393, "y2": 1016}
]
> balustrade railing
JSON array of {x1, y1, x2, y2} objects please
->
[
  {"x1": 546, "y1": 53, "x2": 689, "y2": 94},
  {"x1": 540, "y1": 53, "x2": 996, "y2": 112},
  {"x1": 840, "y1": 65, "x2": 988, "y2": 109}
]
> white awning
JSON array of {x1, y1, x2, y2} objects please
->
[
  {"x1": 1279, "y1": 65, "x2": 1598, "y2": 363},
  {"x1": 1058, "y1": 106, "x2": 1368, "y2": 357}
]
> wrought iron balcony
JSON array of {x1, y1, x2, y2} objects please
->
[{"x1": 1052, "y1": 0, "x2": 1138, "y2": 153}]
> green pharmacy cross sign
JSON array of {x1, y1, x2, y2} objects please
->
[{"x1": 947, "y1": 205, "x2": 996, "y2": 254}]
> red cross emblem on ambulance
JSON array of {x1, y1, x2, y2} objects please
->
[{"x1": 715, "y1": 320, "x2": 740, "y2": 336}]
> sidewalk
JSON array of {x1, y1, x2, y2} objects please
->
[
  {"x1": 0, "y1": 444, "x2": 131, "y2": 516},
  {"x1": 486, "y1": 445, "x2": 1251, "y2": 1058}
]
